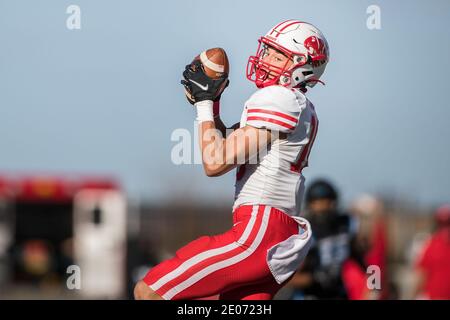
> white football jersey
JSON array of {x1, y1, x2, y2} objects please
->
[{"x1": 233, "y1": 85, "x2": 319, "y2": 216}]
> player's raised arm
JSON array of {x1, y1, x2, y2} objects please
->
[
  {"x1": 181, "y1": 60, "x2": 274, "y2": 177},
  {"x1": 198, "y1": 122, "x2": 274, "y2": 177},
  {"x1": 181, "y1": 48, "x2": 238, "y2": 137}
]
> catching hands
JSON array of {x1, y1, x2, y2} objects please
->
[{"x1": 181, "y1": 60, "x2": 229, "y2": 104}]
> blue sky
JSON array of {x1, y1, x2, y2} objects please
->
[{"x1": 0, "y1": 0, "x2": 449, "y2": 207}]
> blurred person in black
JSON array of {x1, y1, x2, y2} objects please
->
[{"x1": 288, "y1": 179, "x2": 352, "y2": 299}]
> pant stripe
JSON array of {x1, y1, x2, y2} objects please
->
[
  {"x1": 154, "y1": 205, "x2": 265, "y2": 296},
  {"x1": 149, "y1": 205, "x2": 260, "y2": 292},
  {"x1": 163, "y1": 205, "x2": 272, "y2": 300}
]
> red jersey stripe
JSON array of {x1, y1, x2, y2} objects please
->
[
  {"x1": 247, "y1": 116, "x2": 296, "y2": 130},
  {"x1": 247, "y1": 108, "x2": 298, "y2": 123}
]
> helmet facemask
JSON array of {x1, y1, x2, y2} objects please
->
[
  {"x1": 247, "y1": 37, "x2": 309, "y2": 89},
  {"x1": 247, "y1": 33, "x2": 328, "y2": 90}
]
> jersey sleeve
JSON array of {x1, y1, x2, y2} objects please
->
[{"x1": 243, "y1": 86, "x2": 304, "y2": 133}]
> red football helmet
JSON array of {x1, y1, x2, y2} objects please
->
[{"x1": 247, "y1": 20, "x2": 329, "y2": 90}]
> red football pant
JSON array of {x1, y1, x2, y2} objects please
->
[{"x1": 142, "y1": 205, "x2": 300, "y2": 300}]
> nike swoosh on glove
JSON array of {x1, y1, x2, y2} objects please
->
[{"x1": 181, "y1": 60, "x2": 229, "y2": 104}]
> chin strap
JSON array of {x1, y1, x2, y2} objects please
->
[
  {"x1": 292, "y1": 82, "x2": 307, "y2": 93},
  {"x1": 306, "y1": 78, "x2": 326, "y2": 86},
  {"x1": 291, "y1": 78, "x2": 326, "y2": 93}
]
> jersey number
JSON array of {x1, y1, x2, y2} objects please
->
[{"x1": 290, "y1": 114, "x2": 318, "y2": 173}]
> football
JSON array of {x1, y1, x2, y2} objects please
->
[
  {"x1": 184, "y1": 47, "x2": 229, "y2": 104},
  {"x1": 194, "y1": 47, "x2": 229, "y2": 79}
]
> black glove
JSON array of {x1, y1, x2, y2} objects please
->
[
  {"x1": 181, "y1": 60, "x2": 229, "y2": 104},
  {"x1": 213, "y1": 78, "x2": 229, "y2": 102}
]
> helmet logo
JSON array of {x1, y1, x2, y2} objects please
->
[{"x1": 304, "y1": 36, "x2": 326, "y2": 60}]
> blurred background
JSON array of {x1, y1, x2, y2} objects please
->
[{"x1": 0, "y1": 0, "x2": 449, "y2": 299}]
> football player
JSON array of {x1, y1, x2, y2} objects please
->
[{"x1": 135, "y1": 20, "x2": 330, "y2": 300}]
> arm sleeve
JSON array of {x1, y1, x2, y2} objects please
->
[{"x1": 243, "y1": 86, "x2": 303, "y2": 133}]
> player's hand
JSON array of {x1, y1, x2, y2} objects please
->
[{"x1": 181, "y1": 60, "x2": 229, "y2": 104}]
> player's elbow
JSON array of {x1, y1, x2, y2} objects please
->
[
  {"x1": 205, "y1": 171, "x2": 219, "y2": 177},
  {"x1": 204, "y1": 162, "x2": 236, "y2": 177},
  {"x1": 203, "y1": 165, "x2": 222, "y2": 177}
]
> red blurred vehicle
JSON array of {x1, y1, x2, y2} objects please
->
[{"x1": 0, "y1": 174, "x2": 127, "y2": 299}]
